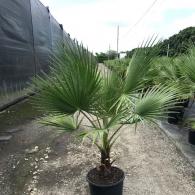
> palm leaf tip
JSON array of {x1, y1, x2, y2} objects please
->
[
  {"x1": 124, "y1": 37, "x2": 160, "y2": 94},
  {"x1": 39, "y1": 115, "x2": 77, "y2": 132}
]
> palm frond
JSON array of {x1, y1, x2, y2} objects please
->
[
  {"x1": 124, "y1": 36, "x2": 160, "y2": 94},
  {"x1": 152, "y1": 56, "x2": 193, "y2": 99},
  {"x1": 130, "y1": 85, "x2": 180, "y2": 123},
  {"x1": 79, "y1": 128, "x2": 108, "y2": 145},
  {"x1": 97, "y1": 71, "x2": 124, "y2": 117},
  {"x1": 39, "y1": 115, "x2": 77, "y2": 132},
  {"x1": 33, "y1": 39, "x2": 102, "y2": 115},
  {"x1": 183, "y1": 47, "x2": 195, "y2": 83}
]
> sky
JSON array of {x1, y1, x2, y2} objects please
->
[{"x1": 40, "y1": 0, "x2": 195, "y2": 53}]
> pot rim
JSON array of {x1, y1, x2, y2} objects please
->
[{"x1": 86, "y1": 166, "x2": 125, "y2": 187}]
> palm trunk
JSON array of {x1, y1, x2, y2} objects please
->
[
  {"x1": 101, "y1": 128, "x2": 111, "y2": 168},
  {"x1": 101, "y1": 150, "x2": 111, "y2": 167},
  {"x1": 99, "y1": 118, "x2": 112, "y2": 173},
  {"x1": 99, "y1": 149, "x2": 112, "y2": 177}
]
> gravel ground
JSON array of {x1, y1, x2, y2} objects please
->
[{"x1": 0, "y1": 119, "x2": 195, "y2": 195}]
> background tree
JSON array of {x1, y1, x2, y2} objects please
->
[
  {"x1": 95, "y1": 52, "x2": 108, "y2": 63},
  {"x1": 125, "y1": 27, "x2": 195, "y2": 58},
  {"x1": 96, "y1": 50, "x2": 118, "y2": 63}
]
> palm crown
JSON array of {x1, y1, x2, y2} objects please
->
[{"x1": 33, "y1": 37, "x2": 180, "y2": 173}]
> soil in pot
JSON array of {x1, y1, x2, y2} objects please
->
[
  {"x1": 189, "y1": 130, "x2": 195, "y2": 145},
  {"x1": 87, "y1": 166, "x2": 125, "y2": 195}
]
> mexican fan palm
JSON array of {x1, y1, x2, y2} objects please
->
[
  {"x1": 32, "y1": 37, "x2": 180, "y2": 174},
  {"x1": 152, "y1": 57, "x2": 192, "y2": 99},
  {"x1": 182, "y1": 46, "x2": 195, "y2": 93}
]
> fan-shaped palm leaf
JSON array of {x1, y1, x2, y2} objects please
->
[
  {"x1": 183, "y1": 47, "x2": 195, "y2": 83},
  {"x1": 131, "y1": 85, "x2": 180, "y2": 122},
  {"x1": 33, "y1": 38, "x2": 102, "y2": 115},
  {"x1": 124, "y1": 37, "x2": 160, "y2": 94}
]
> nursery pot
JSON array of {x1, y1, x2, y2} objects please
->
[
  {"x1": 87, "y1": 167, "x2": 125, "y2": 195},
  {"x1": 188, "y1": 129, "x2": 195, "y2": 145}
]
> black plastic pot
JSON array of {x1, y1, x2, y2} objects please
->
[
  {"x1": 189, "y1": 130, "x2": 195, "y2": 145},
  {"x1": 87, "y1": 167, "x2": 125, "y2": 195}
]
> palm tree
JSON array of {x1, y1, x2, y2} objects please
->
[
  {"x1": 32, "y1": 37, "x2": 180, "y2": 176},
  {"x1": 182, "y1": 47, "x2": 195, "y2": 89},
  {"x1": 152, "y1": 56, "x2": 193, "y2": 99}
]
